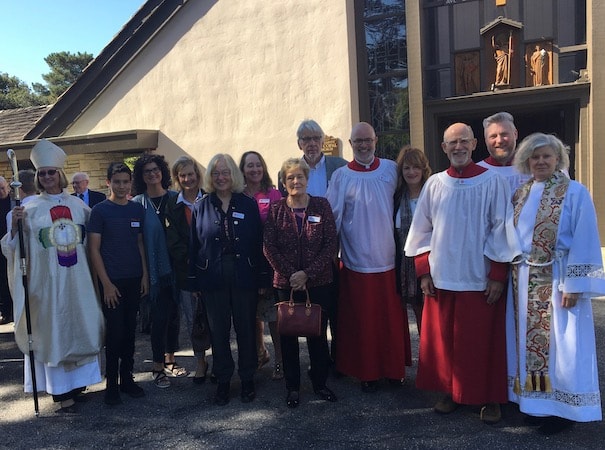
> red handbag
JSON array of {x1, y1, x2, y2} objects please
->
[{"x1": 276, "y1": 289, "x2": 322, "y2": 337}]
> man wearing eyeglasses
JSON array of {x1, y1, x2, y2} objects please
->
[
  {"x1": 278, "y1": 119, "x2": 347, "y2": 370},
  {"x1": 278, "y1": 119, "x2": 347, "y2": 197},
  {"x1": 326, "y1": 122, "x2": 410, "y2": 394},
  {"x1": 405, "y1": 122, "x2": 521, "y2": 424},
  {"x1": 72, "y1": 172, "x2": 106, "y2": 208}
]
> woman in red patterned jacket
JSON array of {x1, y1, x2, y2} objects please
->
[{"x1": 263, "y1": 158, "x2": 338, "y2": 408}]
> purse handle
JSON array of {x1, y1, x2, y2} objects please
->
[{"x1": 289, "y1": 288, "x2": 311, "y2": 308}]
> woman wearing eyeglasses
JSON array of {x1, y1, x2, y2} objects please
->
[
  {"x1": 132, "y1": 154, "x2": 187, "y2": 389},
  {"x1": 189, "y1": 154, "x2": 263, "y2": 406},
  {"x1": 2, "y1": 140, "x2": 104, "y2": 413}
]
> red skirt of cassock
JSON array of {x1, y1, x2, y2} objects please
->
[
  {"x1": 335, "y1": 267, "x2": 412, "y2": 381},
  {"x1": 416, "y1": 289, "x2": 507, "y2": 405}
]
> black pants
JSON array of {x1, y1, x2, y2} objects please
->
[
  {"x1": 150, "y1": 285, "x2": 180, "y2": 363},
  {"x1": 100, "y1": 277, "x2": 141, "y2": 383},
  {"x1": 203, "y1": 255, "x2": 257, "y2": 384},
  {"x1": 278, "y1": 286, "x2": 331, "y2": 392}
]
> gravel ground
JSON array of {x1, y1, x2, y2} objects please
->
[{"x1": 1, "y1": 301, "x2": 604, "y2": 449}]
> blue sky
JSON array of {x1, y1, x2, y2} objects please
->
[{"x1": 1, "y1": 0, "x2": 146, "y2": 85}]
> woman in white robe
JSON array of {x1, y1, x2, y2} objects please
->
[
  {"x1": 1, "y1": 140, "x2": 103, "y2": 414},
  {"x1": 507, "y1": 133, "x2": 605, "y2": 435}
]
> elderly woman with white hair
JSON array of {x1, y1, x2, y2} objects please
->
[
  {"x1": 506, "y1": 132, "x2": 605, "y2": 435},
  {"x1": 2, "y1": 140, "x2": 104, "y2": 413},
  {"x1": 188, "y1": 154, "x2": 263, "y2": 406}
]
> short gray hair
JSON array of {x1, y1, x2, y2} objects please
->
[
  {"x1": 296, "y1": 119, "x2": 324, "y2": 139},
  {"x1": 482, "y1": 111, "x2": 516, "y2": 131},
  {"x1": 72, "y1": 171, "x2": 89, "y2": 181},
  {"x1": 513, "y1": 133, "x2": 570, "y2": 175}
]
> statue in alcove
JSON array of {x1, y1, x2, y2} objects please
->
[
  {"x1": 529, "y1": 45, "x2": 548, "y2": 86},
  {"x1": 492, "y1": 32, "x2": 511, "y2": 86}
]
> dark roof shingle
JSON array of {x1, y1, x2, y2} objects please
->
[{"x1": 0, "y1": 105, "x2": 52, "y2": 143}]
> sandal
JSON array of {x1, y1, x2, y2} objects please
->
[
  {"x1": 272, "y1": 362, "x2": 284, "y2": 380},
  {"x1": 164, "y1": 362, "x2": 189, "y2": 378},
  {"x1": 152, "y1": 370, "x2": 170, "y2": 388},
  {"x1": 257, "y1": 349, "x2": 270, "y2": 370}
]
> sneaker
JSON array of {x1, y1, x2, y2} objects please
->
[
  {"x1": 434, "y1": 395, "x2": 459, "y2": 414},
  {"x1": 104, "y1": 385, "x2": 122, "y2": 406},
  {"x1": 480, "y1": 403, "x2": 501, "y2": 424},
  {"x1": 120, "y1": 379, "x2": 145, "y2": 398}
]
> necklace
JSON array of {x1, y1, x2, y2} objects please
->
[
  {"x1": 287, "y1": 194, "x2": 309, "y2": 212},
  {"x1": 150, "y1": 195, "x2": 164, "y2": 215}
]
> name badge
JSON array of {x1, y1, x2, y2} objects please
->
[
  {"x1": 308, "y1": 215, "x2": 321, "y2": 223},
  {"x1": 131, "y1": 221, "x2": 141, "y2": 228},
  {"x1": 258, "y1": 198, "x2": 270, "y2": 204},
  {"x1": 233, "y1": 211, "x2": 245, "y2": 219}
]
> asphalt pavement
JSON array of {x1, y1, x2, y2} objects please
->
[{"x1": 1, "y1": 301, "x2": 604, "y2": 449}]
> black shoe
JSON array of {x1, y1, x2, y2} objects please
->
[
  {"x1": 214, "y1": 382, "x2": 230, "y2": 406},
  {"x1": 388, "y1": 378, "x2": 405, "y2": 387},
  {"x1": 286, "y1": 390, "x2": 300, "y2": 408},
  {"x1": 120, "y1": 379, "x2": 145, "y2": 398},
  {"x1": 57, "y1": 404, "x2": 78, "y2": 414},
  {"x1": 537, "y1": 417, "x2": 574, "y2": 435},
  {"x1": 73, "y1": 393, "x2": 89, "y2": 403},
  {"x1": 314, "y1": 386, "x2": 337, "y2": 402},
  {"x1": 0, "y1": 315, "x2": 11, "y2": 325},
  {"x1": 240, "y1": 380, "x2": 256, "y2": 403},
  {"x1": 104, "y1": 385, "x2": 122, "y2": 406},
  {"x1": 361, "y1": 380, "x2": 378, "y2": 393},
  {"x1": 523, "y1": 414, "x2": 546, "y2": 426}
]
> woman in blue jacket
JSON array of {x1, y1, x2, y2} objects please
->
[{"x1": 189, "y1": 154, "x2": 263, "y2": 406}]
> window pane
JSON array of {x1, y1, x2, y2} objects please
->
[
  {"x1": 558, "y1": 0, "x2": 586, "y2": 46},
  {"x1": 365, "y1": 0, "x2": 405, "y2": 16},
  {"x1": 558, "y1": 50, "x2": 587, "y2": 83},
  {"x1": 524, "y1": 0, "x2": 554, "y2": 40},
  {"x1": 366, "y1": 18, "x2": 407, "y2": 76},
  {"x1": 368, "y1": 77, "x2": 409, "y2": 132}
]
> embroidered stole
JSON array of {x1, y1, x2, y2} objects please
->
[{"x1": 511, "y1": 171, "x2": 569, "y2": 394}]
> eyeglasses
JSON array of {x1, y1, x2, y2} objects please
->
[
  {"x1": 211, "y1": 170, "x2": 231, "y2": 178},
  {"x1": 72, "y1": 180, "x2": 86, "y2": 185},
  {"x1": 143, "y1": 167, "x2": 161, "y2": 176},
  {"x1": 444, "y1": 138, "x2": 473, "y2": 147},
  {"x1": 351, "y1": 138, "x2": 375, "y2": 145},
  {"x1": 299, "y1": 136, "x2": 322, "y2": 143},
  {"x1": 38, "y1": 169, "x2": 58, "y2": 177}
]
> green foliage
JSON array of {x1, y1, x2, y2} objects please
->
[
  {"x1": 0, "y1": 72, "x2": 44, "y2": 109},
  {"x1": 40, "y1": 51, "x2": 93, "y2": 103},
  {"x1": 1, "y1": 51, "x2": 94, "y2": 109}
]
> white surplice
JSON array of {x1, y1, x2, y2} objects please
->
[
  {"x1": 506, "y1": 179, "x2": 604, "y2": 422},
  {"x1": 404, "y1": 168, "x2": 520, "y2": 291},
  {"x1": 477, "y1": 158, "x2": 531, "y2": 193},
  {"x1": 326, "y1": 159, "x2": 397, "y2": 273}
]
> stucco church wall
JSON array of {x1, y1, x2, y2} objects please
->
[{"x1": 66, "y1": 0, "x2": 357, "y2": 180}]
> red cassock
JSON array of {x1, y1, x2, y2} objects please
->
[
  {"x1": 336, "y1": 266, "x2": 412, "y2": 381},
  {"x1": 416, "y1": 289, "x2": 508, "y2": 404}
]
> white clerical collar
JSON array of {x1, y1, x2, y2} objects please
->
[{"x1": 354, "y1": 156, "x2": 375, "y2": 169}]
